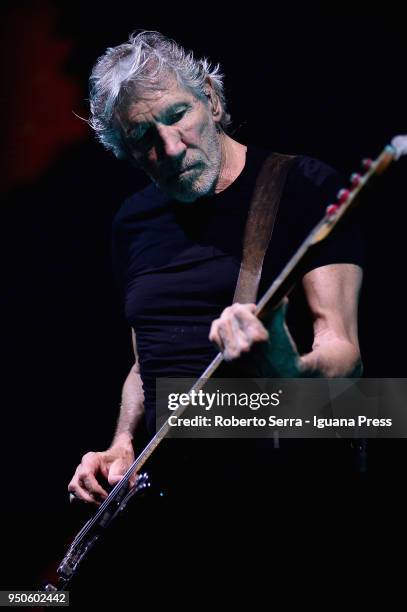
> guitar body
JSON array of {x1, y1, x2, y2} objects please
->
[{"x1": 45, "y1": 473, "x2": 151, "y2": 592}]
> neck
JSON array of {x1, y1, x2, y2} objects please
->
[{"x1": 215, "y1": 134, "x2": 247, "y2": 193}]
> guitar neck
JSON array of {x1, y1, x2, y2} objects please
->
[{"x1": 131, "y1": 139, "x2": 400, "y2": 473}]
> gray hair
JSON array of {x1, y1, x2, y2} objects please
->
[{"x1": 89, "y1": 30, "x2": 231, "y2": 160}]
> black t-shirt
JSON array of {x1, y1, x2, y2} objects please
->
[{"x1": 113, "y1": 146, "x2": 364, "y2": 431}]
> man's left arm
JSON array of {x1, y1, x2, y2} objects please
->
[{"x1": 298, "y1": 263, "x2": 363, "y2": 377}]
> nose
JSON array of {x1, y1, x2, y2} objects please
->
[{"x1": 155, "y1": 124, "x2": 186, "y2": 160}]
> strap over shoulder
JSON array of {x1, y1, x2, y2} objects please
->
[{"x1": 233, "y1": 153, "x2": 297, "y2": 304}]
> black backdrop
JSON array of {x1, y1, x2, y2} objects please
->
[{"x1": 1, "y1": 2, "x2": 406, "y2": 590}]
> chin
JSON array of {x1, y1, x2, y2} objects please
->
[{"x1": 163, "y1": 174, "x2": 216, "y2": 203}]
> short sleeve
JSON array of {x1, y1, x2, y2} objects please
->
[{"x1": 294, "y1": 156, "x2": 366, "y2": 276}]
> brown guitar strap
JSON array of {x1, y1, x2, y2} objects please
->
[{"x1": 233, "y1": 153, "x2": 296, "y2": 304}]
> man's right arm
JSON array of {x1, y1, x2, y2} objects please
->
[
  {"x1": 68, "y1": 331, "x2": 145, "y2": 505},
  {"x1": 113, "y1": 340, "x2": 145, "y2": 445}
]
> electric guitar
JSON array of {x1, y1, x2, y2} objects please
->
[{"x1": 45, "y1": 134, "x2": 407, "y2": 592}]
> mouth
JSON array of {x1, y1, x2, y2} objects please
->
[{"x1": 167, "y1": 165, "x2": 198, "y2": 181}]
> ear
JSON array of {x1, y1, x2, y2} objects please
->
[{"x1": 204, "y1": 77, "x2": 222, "y2": 122}]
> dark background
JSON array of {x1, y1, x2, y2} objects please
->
[{"x1": 1, "y1": 1, "x2": 406, "y2": 590}]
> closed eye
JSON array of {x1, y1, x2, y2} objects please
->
[
  {"x1": 127, "y1": 105, "x2": 190, "y2": 149},
  {"x1": 167, "y1": 108, "x2": 187, "y2": 124}
]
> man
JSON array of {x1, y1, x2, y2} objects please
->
[{"x1": 68, "y1": 30, "x2": 363, "y2": 506}]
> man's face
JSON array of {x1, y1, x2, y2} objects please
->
[{"x1": 115, "y1": 78, "x2": 222, "y2": 202}]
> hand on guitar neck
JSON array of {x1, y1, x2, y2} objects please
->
[
  {"x1": 209, "y1": 298, "x2": 303, "y2": 377},
  {"x1": 209, "y1": 263, "x2": 363, "y2": 378}
]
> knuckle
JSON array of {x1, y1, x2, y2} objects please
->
[
  {"x1": 76, "y1": 467, "x2": 85, "y2": 479},
  {"x1": 82, "y1": 451, "x2": 96, "y2": 462},
  {"x1": 82, "y1": 451, "x2": 94, "y2": 459},
  {"x1": 78, "y1": 468, "x2": 91, "y2": 480}
]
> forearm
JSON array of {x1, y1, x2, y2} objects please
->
[
  {"x1": 112, "y1": 364, "x2": 145, "y2": 445},
  {"x1": 300, "y1": 264, "x2": 363, "y2": 378},
  {"x1": 233, "y1": 305, "x2": 362, "y2": 378}
]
